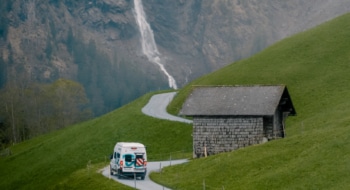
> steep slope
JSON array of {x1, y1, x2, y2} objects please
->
[
  {"x1": 0, "y1": 91, "x2": 192, "y2": 189},
  {"x1": 0, "y1": 0, "x2": 169, "y2": 117},
  {"x1": 1, "y1": 0, "x2": 350, "y2": 117},
  {"x1": 155, "y1": 12, "x2": 350, "y2": 189},
  {"x1": 145, "y1": 0, "x2": 350, "y2": 78},
  {"x1": 1, "y1": 12, "x2": 350, "y2": 190}
]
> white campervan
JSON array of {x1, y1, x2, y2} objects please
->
[{"x1": 110, "y1": 142, "x2": 147, "y2": 180}]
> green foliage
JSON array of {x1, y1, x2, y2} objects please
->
[
  {"x1": 0, "y1": 56, "x2": 6, "y2": 88},
  {"x1": 0, "y1": 1, "x2": 11, "y2": 39},
  {"x1": 66, "y1": 27, "x2": 74, "y2": 54},
  {"x1": 2, "y1": 7, "x2": 350, "y2": 190},
  {"x1": 48, "y1": 79, "x2": 92, "y2": 128},
  {"x1": 67, "y1": 34, "x2": 168, "y2": 116},
  {"x1": 45, "y1": 39, "x2": 53, "y2": 60},
  {"x1": 0, "y1": 79, "x2": 91, "y2": 145},
  {"x1": 0, "y1": 91, "x2": 192, "y2": 189},
  {"x1": 158, "y1": 13, "x2": 350, "y2": 189}
]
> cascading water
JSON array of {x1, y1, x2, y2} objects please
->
[{"x1": 133, "y1": 0, "x2": 178, "y2": 89}]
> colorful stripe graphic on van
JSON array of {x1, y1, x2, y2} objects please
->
[{"x1": 136, "y1": 158, "x2": 144, "y2": 166}]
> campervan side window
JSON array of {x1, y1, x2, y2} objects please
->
[
  {"x1": 117, "y1": 153, "x2": 120, "y2": 159},
  {"x1": 125, "y1": 154, "x2": 132, "y2": 162}
]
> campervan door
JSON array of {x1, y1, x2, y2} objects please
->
[{"x1": 110, "y1": 142, "x2": 147, "y2": 179}]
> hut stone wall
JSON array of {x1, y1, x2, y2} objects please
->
[{"x1": 193, "y1": 116, "x2": 264, "y2": 158}]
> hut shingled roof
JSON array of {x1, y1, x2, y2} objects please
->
[{"x1": 179, "y1": 85, "x2": 296, "y2": 116}]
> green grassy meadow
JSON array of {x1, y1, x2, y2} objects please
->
[
  {"x1": 1, "y1": 12, "x2": 350, "y2": 190},
  {"x1": 0, "y1": 92, "x2": 192, "y2": 189},
  {"x1": 152, "y1": 13, "x2": 350, "y2": 189}
]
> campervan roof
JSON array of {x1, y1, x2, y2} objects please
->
[{"x1": 118, "y1": 142, "x2": 145, "y2": 147}]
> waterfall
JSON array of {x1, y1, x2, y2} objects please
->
[{"x1": 133, "y1": 0, "x2": 178, "y2": 89}]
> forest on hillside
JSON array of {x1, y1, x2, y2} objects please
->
[
  {"x1": 2, "y1": 0, "x2": 350, "y2": 148},
  {"x1": 0, "y1": 79, "x2": 91, "y2": 147},
  {"x1": 0, "y1": 1, "x2": 168, "y2": 147},
  {"x1": 0, "y1": 29, "x2": 166, "y2": 148}
]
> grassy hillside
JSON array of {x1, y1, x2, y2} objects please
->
[
  {"x1": 152, "y1": 13, "x2": 350, "y2": 189},
  {"x1": 1, "y1": 11, "x2": 350, "y2": 190},
  {"x1": 0, "y1": 91, "x2": 192, "y2": 189}
]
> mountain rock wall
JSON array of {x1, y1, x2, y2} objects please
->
[{"x1": 1, "y1": 0, "x2": 350, "y2": 114}]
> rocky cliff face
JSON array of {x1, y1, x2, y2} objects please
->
[
  {"x1": 1, "y1": 0, "x2": 350, "y2": 115},
  {"x1": 145, "y1": 0, "x2": 350, "y2": 83},
  {"x1": 2, "y1": 0, "x2": 140, "y2": 81}
]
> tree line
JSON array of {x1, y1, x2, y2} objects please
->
[
  {"x1": 0, "y1": 28, "x2": 168, "y2": 149},
  {"x1": 0, "y1": 78, "x2": 91, "y2": 148},
  {"x1": 0, "y1": 5, "x2": 169, "y2": 148},
  {"x1": 68, "y1": 30, "x2": 168, "y2": 116}
]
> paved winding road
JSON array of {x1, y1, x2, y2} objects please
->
[
  {"x1": 141, "y1": 92, "x2": 192, "y2": 123},
  {"x1": 101, "y1": 92, "x2": 192, "y2": 189},
  {"x1": 101, "y1": 159, "x2": 187, "y2": 190}
]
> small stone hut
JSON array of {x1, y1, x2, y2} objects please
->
[{"x1": 179, "y1": 85, "x2": 296, "y2": 158}]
